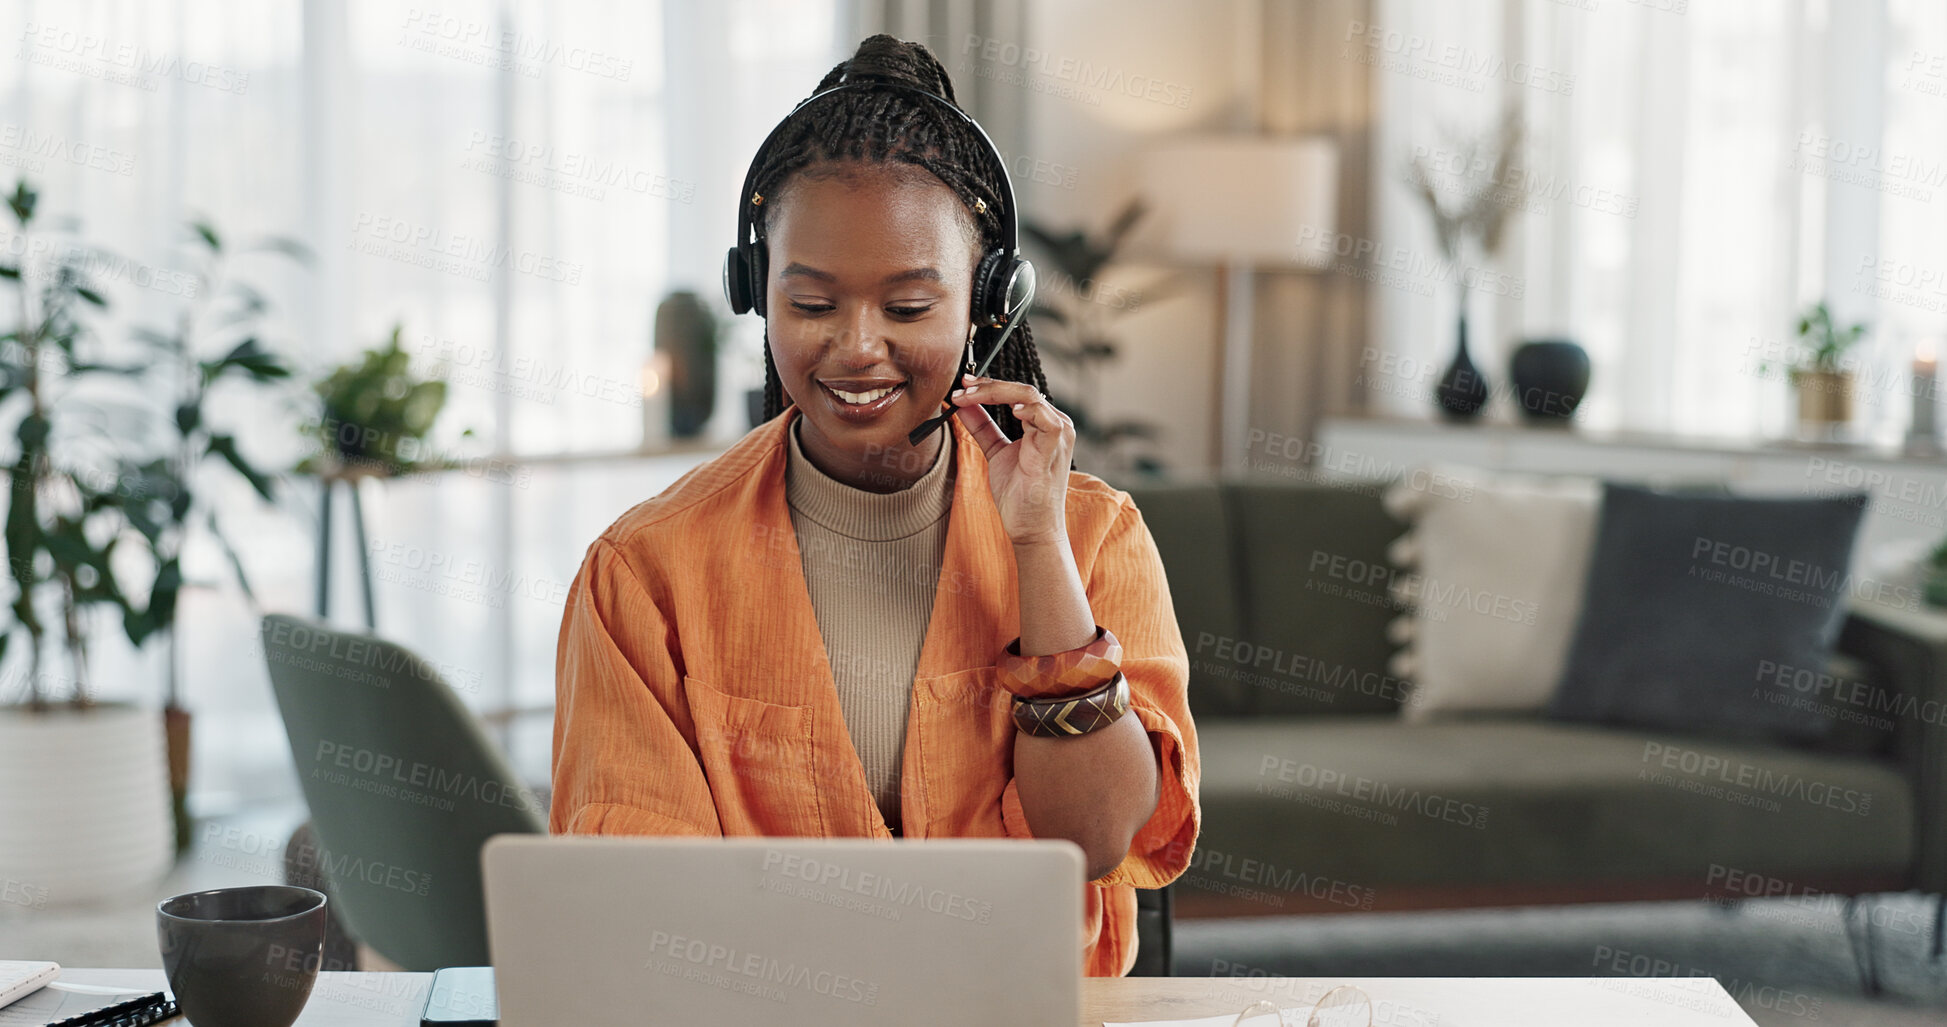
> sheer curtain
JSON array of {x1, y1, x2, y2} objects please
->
[
  {"x1": 0, "y1": 0, "x2": 844, "y2": 809},
  {"x1": 1368, "y1": 0, "x2": 1925, "y2": 444}
]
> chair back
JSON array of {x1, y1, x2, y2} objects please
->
[
  {"x1": 1130, "y1": 885, "x2": 1174, "y2": 976},
  {"x1": 260, "y1": 613, "x2": 543, "y2": 970}
]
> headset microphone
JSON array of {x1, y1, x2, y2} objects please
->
[{"x1": 906, "y1": 279, "x2": 1033, "y2": 446}]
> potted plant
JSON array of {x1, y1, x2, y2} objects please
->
[
  {"x1": 0, "y1": 180, "x2": 174, "y2": 904},
  {"x1": 1022, "y1": 198, "x2": 1179, "y2": 476},
  {"x1": 1788, "y1": 301, "x2": 1867, "y2": 436},
  {"x1": 291, "y1": 324, "x2": 461, "y2": 626},
  {"x1": 116, "y1": 217, "x2": 305, "y2": 853},
  {"x1": 296, "y1": 323, "x2": 454, "y2": 481}
]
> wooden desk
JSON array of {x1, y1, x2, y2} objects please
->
[{"x1": 17, "y1": 969, "x2": 1759, "y2": 1025}]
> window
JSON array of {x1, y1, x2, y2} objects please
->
[
  {"x1": 0, "y1": 0, "x2": 841, "y2": 807},
  {"x1": 1371, "y1": 0, "x2": 1924, "y2": 445}
]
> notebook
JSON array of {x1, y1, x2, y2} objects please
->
[
  {"x1": 0, "y1": 964, "x2": 58, "y2": 1011},
  {"x1": 0, "y1": 965, "x2": 174, "y2": 1027}
]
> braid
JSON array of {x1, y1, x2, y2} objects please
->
[{"x1": 755, "y1": 34, "x2": 1050, "y2": 445}]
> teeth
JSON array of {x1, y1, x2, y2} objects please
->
[{"x1": 827, "y1": 383, "x2": 899, "y2": 405}]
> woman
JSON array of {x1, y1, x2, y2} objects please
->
[{"x1": 551, "y1": 34, "x2": 1199, "y2": 977}]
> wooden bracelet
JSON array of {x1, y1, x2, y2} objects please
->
[
  {"x1": 997, "y1": 624, "x2": 1123, "y2": 699},
  {"x1": 1011, "y1": 672, "x2": 1131, "y2": 738}
]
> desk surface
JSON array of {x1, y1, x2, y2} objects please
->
[{"x1": 14, "y1": 969, "x2": 1758, "y2": 1026}]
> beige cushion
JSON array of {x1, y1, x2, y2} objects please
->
[{"x1": 1383, "y1": 466, "x2": 1601, "y2": 720}]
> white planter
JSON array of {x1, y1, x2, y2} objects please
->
[{"x1": 0, "y1": 703, "x2": 174, "y2": 907}]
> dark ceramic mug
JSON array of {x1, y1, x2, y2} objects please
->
[{"x1": 157, "y1": 885, "x2": 328, "y2": 1027}]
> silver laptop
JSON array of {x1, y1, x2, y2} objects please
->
[{"x1": 480, "y1": 835, "x2": 1084, "y2": 1026}]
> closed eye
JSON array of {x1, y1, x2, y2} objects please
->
[{"x1": 788, "y1": 302, "x2": 935, "y2": 319}]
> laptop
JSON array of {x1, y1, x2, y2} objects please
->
[{"x1": 480, "y1": 835, "x2": 1084, "y2": 1026}]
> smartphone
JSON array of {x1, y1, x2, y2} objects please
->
[{"x1": 420, "y1": 966, "x2": 498, "y2": 1027}]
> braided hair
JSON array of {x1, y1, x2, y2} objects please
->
[{"x1": 753, "y1": 34, "x2": 1050, "y2": 443}]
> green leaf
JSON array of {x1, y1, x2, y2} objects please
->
[
  {"x1": 244, "y1": 236, "x2": 313, "y2": 264},
  {"x1": 69, "y1": 361, "x2": 146, "y2": 376},
  {"x1": 1080, "y1": 340, "x2": 1118, "y2": 360},
  {"x1": 131, "y1": 326, "x2": 179, "y2": 351},
  {"x1": 220, "y1": 337, "x2": 266, "y2": 363},
  {"x1": 202, "y1": 336, "x2": 290, "y2": 385},
  {"x1": 43, "y1": 517, "x2": 93, "y2": 570},
  {"x1": 122, "y1": 498, "x2": 164, "y2": 544},
  {"x1": 0, "y1": 265, "x2": 18, "y2": 280},
  {"x1": 125, "y1": 556, "x2": 182, "y2": 647},
  {"x1": 121, "y1": 606, "x2": 154, "y2": 648},
  {"x1": 175, "y1": 402, "x2": 200, "y2": 435},
  {"x1": 1096, "y1": 420, "x2": 1160, "y2": 441},
  {"x1": 192, "y1": 222, "x2": 221, "y2": 251},
  {"x1": 206, "y1": 510, "x2": 257, "y2": 606},
  {"x1": 206, "y1": 433, "x2": 276, "y2": 501},
  {"x1": 7, "y1": 180, "x2": 37, "y2": 226},
  {"x1": 1100, "y1": 198, "x2": 1148, "y2": 260},
  {"x1": 219, "y1": 282, "x2": 267, "y2": 319},
  {"x1": 74, "y1": 285, "x2": 106, "y2": 308}
]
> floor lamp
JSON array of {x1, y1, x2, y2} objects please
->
[{"x1": 1137, "y1": 136, "x2": 1338, "y2": 474}]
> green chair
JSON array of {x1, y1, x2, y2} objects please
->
[
  {"x1": 1131, "y1": 884, "x2": 1173, "y2": 975},
  {"x1": 260, "y1": 613, "x2": 543, "y2": 971}
]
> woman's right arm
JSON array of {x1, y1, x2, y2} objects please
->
[{"x1": 551, "y1": 537, "x2": 722, "y2": 836}]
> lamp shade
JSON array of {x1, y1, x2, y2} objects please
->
[{"x1": 1136, "y1": 135, "x2": 1338, "y2": 268}]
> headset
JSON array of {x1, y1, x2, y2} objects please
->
[{"x1": 722, "y1": 70, "x2": 1037, "y2": 445}]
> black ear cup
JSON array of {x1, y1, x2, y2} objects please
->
[
  {"x1": 749, "y1": 238, "x2": 769, "y2": 317},
  {"x1": 971, "y1": 253, "x2": 1036, "y2": 328},
  {"x1": 722, "y1": 239, "x2": 769, "y2": 317},
  {"x1": 723, "y1": 246, "x2": 752, "y2": 314},
  {"x1": 971, "y1": 251, "x2": 1004, "y2": 326}
]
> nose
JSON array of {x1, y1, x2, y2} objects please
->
[{"x1": 827, "y1": 302, "x2": 896, "y2": 366}]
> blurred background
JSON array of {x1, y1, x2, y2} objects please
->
[{"x1": 2, "y1": 1, "x2": 1947, "y2": 1024}]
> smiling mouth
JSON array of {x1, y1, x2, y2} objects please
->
[{"x1": 820, "y1": 381, "x2": 907, "y2": 405}]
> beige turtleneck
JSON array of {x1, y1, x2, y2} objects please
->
[{"x1": 784, "y1": 414, "x2": 955, "y2": 835}]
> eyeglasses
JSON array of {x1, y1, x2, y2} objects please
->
[{"x1": 1229, "y1": 985, "x2": 1372, "y2": 1027}]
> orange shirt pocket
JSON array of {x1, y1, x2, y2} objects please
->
[
  {"x1": 911, "y1": 666, "x2": 1014, "y2": 838},
  {"x1": 684, "y1": 675, "x2": 825, "y2": 837}
]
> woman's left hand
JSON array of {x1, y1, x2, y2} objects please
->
[{"x1": 948, "y1": 375, "x2": 1074, "y2": 546}]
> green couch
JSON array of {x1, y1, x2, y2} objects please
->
[{"x1": 1122, "y1": 479, "x2": 1946, "y2": 917}]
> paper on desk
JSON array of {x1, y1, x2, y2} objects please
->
[
  {"x1": 1105, "y1": 977, "x2": 1757, "y2": 1027},
  {"x1": 1105, "y1": 1012, "x2": 1268, "y2": 1027}
]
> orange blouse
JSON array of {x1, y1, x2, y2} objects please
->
[{"x1": 551, "y1": 404, "x2": 1201, "y2": 976}]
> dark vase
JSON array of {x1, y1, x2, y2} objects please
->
[
  {"x1": 655, "y1": 291, "x2": 718, "y2": 438},
  {"x1": 1435, "y1": 309, "x2": 1490, "y2": 420},
  {"x1": 1509, "y1": 338, "x2": 1591, "y2": 423}
]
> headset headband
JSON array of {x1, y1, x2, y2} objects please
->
[{"x1": 732, "y1": 72, "x2": 1024, "y2": 287}]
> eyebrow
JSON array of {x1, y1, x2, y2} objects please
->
[{"x1": 779, "y1": 262, "x2": 944, "y2": 285}]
